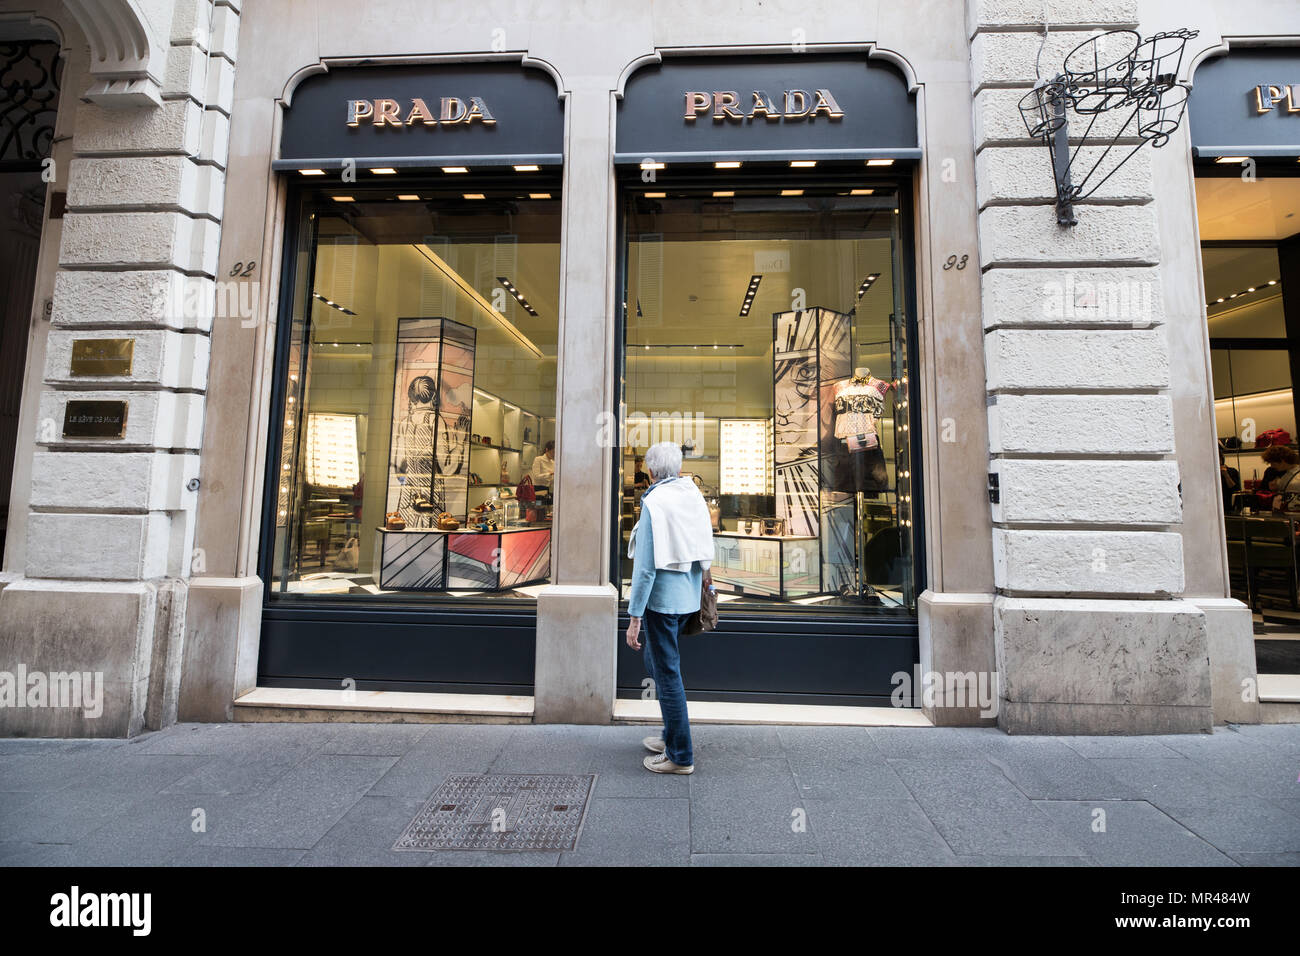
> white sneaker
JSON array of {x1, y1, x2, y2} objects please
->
[
  {"x1": 643, "y1": 752, "x2": 694, "y2": 775},
  {"x1": 643, "y1": 736, "x2": 666, "y2": 754}
]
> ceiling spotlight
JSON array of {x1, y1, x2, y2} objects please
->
[
  {"x1": 790, "y1": 160, "x2": 816, "y2": 168},
  {"x1": 780, "y1": 189, "x2": 804, "y2": 196},
  {"x1": 497, "y1": 276, "x2": 540, "y2": 317},
  {"x1": 463, "y1": 193, "x2": 486, "y2": 200},
  {"x1": 397, "y1": 194, "x2": 420, "y2": 200},
  {"x1": 513, "y1": 164, "x2": 540, "y2": 172},
  {"x1": 866, "y1": 159, "x2": 895, "y2": 166},
  {"x1": 332, "y1": 196, "x2": 354, "y2": 202},
  {"x1": 715, "y1": 161, "x2": 742, "y2": 169},
  {"x1": 528, "y1": 192, "x2": 552, "y2": 199},
  {"x1": 1214, "y1": 156, "x2": 1250, "y2": 164},
  {"x1": 644, "y1": 192, "x2": 666, "y2": 198},
  {"x1": 370, "y1": 167, "x2": 397, "y2": 174},
  {"x1": 713, "y1": 190, "x2": 734, "y2": 197},
  {"x1": 849, "y1": 188, "x2": 875, "y2": 195},
  {"x1": 442, "y1": 166, "x2": 469, "y2": 173},
  {"x1": 640, "y1": 161, "x2": 665, "y2": 170},
  {"x1": 299, "y1": 168, "x2": 325, "y2": 176},
  {"x1": 738, "y1": 274, "x2": 762, "y2": 317}
]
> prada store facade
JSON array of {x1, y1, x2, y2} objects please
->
[
  {"x1": 153, "y1": 0, "x2": 1263, "y2": 731},
  {"x1": 253, "y1": 50, "x2": 925, "y2": 705}
]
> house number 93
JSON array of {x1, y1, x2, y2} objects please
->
[{"x1": 943, "y1": 254, "x2": 969, "y2": 271}]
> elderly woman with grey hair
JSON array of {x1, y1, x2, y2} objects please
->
[{"x1": 625, "y1": 440, "x2": 715, "y2": 774}]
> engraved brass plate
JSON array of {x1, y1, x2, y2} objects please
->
[
  {"x1": 63, "y1": 400, "x2": 128, "y2": 439},
  {"x1": 70, "y1": 338, "x2": 134, "y2": 376}
]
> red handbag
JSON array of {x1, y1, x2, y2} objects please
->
[
  {"x1": 1257, "y1": 428, "x2": 1292, "y2": 448},
  {"x1": 516, "y1": 474, "x2": 536, "y2": 503}
]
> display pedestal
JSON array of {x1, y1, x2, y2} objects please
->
[
  {"x1": 376, "y1": 526, "x2": 552, "y2": 591},
  {"x1": 711, "y1": 532, "x2": 820, "y2": 600}
]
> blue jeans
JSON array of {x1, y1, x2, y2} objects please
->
[{"x1": 642, "y1": 608, "x2": 694, "y2": 766}]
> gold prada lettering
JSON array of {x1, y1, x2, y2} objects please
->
[
  {"x1": 712, "y1": 91, "x2": 744, "y2": 122},
  {"x1": 682, "y1": 89, "x2": 847, "y2": 123},
  {"x1": 684, "y1": 91, "x2": 711, "y2": 121},
  {"x1": 343, "y1": 97, "x2": 497, "y2": 128},
  {"x1": 373, "y1": 99, "x2": 403, "y2": 127},
  {"x1": 406, "y1": 97, "x2": 436, "y2": 126},
  {"x1": 810, "y1": 88, "x2": 845, "y2": 120},
  {"x1": 750, "y1": 91, "x2": 781, "y2": 122},
  {"x1": 1253, "y1": 84, "x2": 1300, "y2": 114},
  {"x1": 347, "y1": 99, "x2": 373, "y2": 126}
]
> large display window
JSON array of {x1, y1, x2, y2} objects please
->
[
  {"x1": 266, "y1": 177, "x2": 560, "y2": 603},
  {"x1": 1197, "y1": 175, "x2": 1299, "y2": 631},
  {"x1": 617, "y1": 176, "x2": 918, "y2": 614}
]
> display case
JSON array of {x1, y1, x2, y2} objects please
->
[
  {"x1": 711, "y1": 532, "x2": 820, "y2": 600},
  {"x1": 375, "y1": 526, "x2": 552, "y2": 591}
]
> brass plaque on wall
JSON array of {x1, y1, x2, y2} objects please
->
[
  {"x1": 70, "y1": 338, "x2": 134, "y2": 376},
  {"x1": 63, "y1": 400, "x2": 128, "y2": 438}
]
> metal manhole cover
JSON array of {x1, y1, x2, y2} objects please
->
[{"x1": 394, "y1": 773, "x2": 597, "y2": 852}]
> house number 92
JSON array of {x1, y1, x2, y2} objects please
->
[
  {"x1": 943, "y1": 254, "x2": 969, "y2": 271},
  {"x1": 229, "y1": 261, "x2": 257, "y2": 277}
]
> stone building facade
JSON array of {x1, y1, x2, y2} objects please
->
[{"x1": 1, "y1": 0, "x2": 1295, "y2": 737}]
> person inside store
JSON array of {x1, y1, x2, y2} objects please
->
[
  {"x1": 633, "y1": 455, "x2": 650, "y2": 490},
  {"x1": 1261, "y1": 444, "x2": 1298, "y2": 495},
  {"x1": 530, "y1": 440, "x2": 556, "y2": 490},
  {"x1": 624, "y1": 440, "x2": 714, "y2": 775},
  {"x1": 1219, "y1": 444, "x2": 1239, "y2": 512},
  {"x1": 1267, "y1": 445, "x2": 1300, "y2": 514}
]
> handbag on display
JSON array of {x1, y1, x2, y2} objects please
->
[
  {"x1": 683, "y1": 572, "x2": 718, "y2": 636},
  {"x1": 516, "y1": 474, "x2": 536, "y2": 502},
  {"x1": 1257, "y1": 428, "x2": 1292, "y2": 448},
  {"x1": 332, "y1": 536, "x2": 360, "y2": 571}
]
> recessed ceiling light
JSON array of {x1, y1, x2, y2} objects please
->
[
  {"x1": 528, "y1": 192, "x2": 551, "y2": 199},
  {"x1": 299, "y1": 168, "x2": 325, "y2": 176},
  {"x1": 1216, "y1": 297, "x2": 1225, "y2": 303},
  {"x1": 715, "y1": 161, "x2": 742, "y2": 169},
  {"x1": 1247, "y1": 287, "x2": 1256, "y2": 292},
  {"x1": 790, "y1": 160, "x2": 816, "y2": 168},
  {"x1": 781, "y1": 189, "x2": 804, "y2": 196},
  {"x1": 866, "y1": 158, "x2": 895, "y2": 166},
  {"x1": 1214, "y1": 156, "x2": 1249, "y2": 164},
  {"x1": 370, "y1": 168, "x2": 397, "y2": 174},
  {"x1": 442, "y1": 166, "x2": 469, "y2": 173},
  {"x1": 640, "y1": 161, "x2": 665, "y2": 170},
  {"x1": 513, "y1": 164, "x2": 540, "y2": 172},
  {"x1": 850, "y1": 188, "x2": 875, "y2": 196},
  {"x1": 1268, "y1": 279, "x2": 1277, "y2": 285},
  {"x1": 463, "y1": 193, "x2": 485, "y2": 200},
  {"x1": 397, "y1": 194, "x2": 420, "y2": 200},
  {"x1": 332, "y1": 196, "x2": 354, "y2": 202},
  {"x1": 644, "y1": 192, "x2": 665, "y2": 198},
  {"x1": 713, "y1": 190, "x2": 734, "y2": 197}
]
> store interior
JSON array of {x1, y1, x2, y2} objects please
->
[
  {"x1": 1197, "y1": 173, "x2": 1300, "y2": 672},
  {"x1": 619, "y1": 174, "x2": 916, "y2": 613},
  {"x1": 269, "y1": 178, "x2": 560, "y2": 600}
]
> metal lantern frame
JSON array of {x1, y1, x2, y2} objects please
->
[{"x1": 1017, "y1": 27, "x2": 1198, "y2": 225}]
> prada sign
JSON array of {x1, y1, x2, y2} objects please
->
[
  {"x1": 684, "y1": 89, "x2": 845, "y2": 122},
  {"x1": 617, "y1": 55, "x2": 916, "y2": 163},
  {"x1": 346, "y1": 96, "x2": 496, "y2": 127},
  {"x1": 277, "y1": 62, "x2": 562, "y2": 167},
  {"x1": 1189, "y1": 49, "x2": 1300, "y2": 157}
]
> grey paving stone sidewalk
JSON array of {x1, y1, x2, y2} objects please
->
[{"x1": 1, "y1": 721, "x2": 1298, "y2": 866}]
